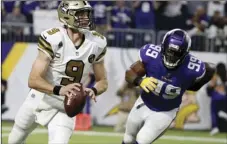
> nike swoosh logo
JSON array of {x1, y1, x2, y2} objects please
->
[{"x1": 43, "y1": 34, "x2": 47, "y2": 39}]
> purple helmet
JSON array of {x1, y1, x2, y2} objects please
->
[{"x1": 161, "y1": 29, "x2": 191, "y2": 69}]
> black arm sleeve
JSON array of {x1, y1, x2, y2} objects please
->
[{"x1": 187, "y1": 62, "x2": 216, "y2": 91}]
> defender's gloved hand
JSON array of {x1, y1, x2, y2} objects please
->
[{"x1": 139, "y1": 77, "x2": 158, "y2": 93}]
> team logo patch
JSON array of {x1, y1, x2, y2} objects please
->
[
  {"x1": 88, "y1": 54, "x2": 96, "y2": 63},
  {"x1": 58, "y1": 42, "x2": 63, "y2": 48}
]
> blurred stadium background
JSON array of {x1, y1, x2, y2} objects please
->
[{"x1": 1, "y1": 1, "x2": 227, "y2": 144}]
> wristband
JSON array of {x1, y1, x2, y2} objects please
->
[
  {"x1": 133, "y1": 77, "x2": 143, "y2": 86},
  {"x1": 91, "y1": 87, "x2": 98, "y2": 95},
  {"x1": 53, "y1": 85, "x2": 62, "y2": 95}
]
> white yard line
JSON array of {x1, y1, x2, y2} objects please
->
[{"x1": 2, "y1": 127, "x2": 227, "y2": 143}]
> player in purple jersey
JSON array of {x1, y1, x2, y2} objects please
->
[{"x1": 122, "y1": 29, "x2": 215, "y2": 144}]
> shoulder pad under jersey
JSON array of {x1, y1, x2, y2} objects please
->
[
  {"x1": 139, "y1": 44, "x2": 162, "y2": 64},
  {"x1": 37, "y1": 27, "x2": 63, "y2": 59},
  {"x1": 187, "y1": 54, "x2": 206, "y2": 81},
  {"x1": 86, "y1": 30, "x2": 107, "y2": 49}
]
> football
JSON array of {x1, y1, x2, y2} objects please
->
[{"x1": 64, "y1": 83, "x2": 87, "y2": 117}]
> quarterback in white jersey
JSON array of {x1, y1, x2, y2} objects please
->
[{"x1": 8, "y1": 1, "x2": 108, "y2": 144}]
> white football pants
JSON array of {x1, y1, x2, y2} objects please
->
[
  {"x1": 8, "y1": 90, "x2": 75, "y2": 144},
  {"x1": 123, "y1": 96, "x2": 178, "y2": 144}
]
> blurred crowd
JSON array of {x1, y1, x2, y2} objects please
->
[
  {"x1": 1, "y1": 1, "x2": 227, "y2": 51},
  {"x1": 2, "y1": 1, "x2": 227, "y2": 33},
  {"x1": 207, "y1": 63, "x2": 227, "y2": 135}
]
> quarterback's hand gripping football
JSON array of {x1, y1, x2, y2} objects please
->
[
  {"x1": 139, "y1": 77, "x2": 158, "y2": 93},
  {"x1": 85, "y1": 88, "x2": 97, "y2": 102},
  {"x1": 59, "y1": 83, "x2": 81, "y2": 98}
]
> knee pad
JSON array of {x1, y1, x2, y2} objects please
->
[
  {"x1": 123, "y1": 133, "x2": 136, "y2": 144},
  {"x1": 137, "y1": 133, "x2": 153, "y2": 144},
  {"x1": 8, "y1": 124, "x2": 29, "y2": 144},
  {"x1": 14, "y1": 105, "x2": 36, "y2": 130},
  {"x1": 48, "y1": 126, "x2": 73, "y2": 144},
  {"x1": 48, "y1": 112, "x2": 74, "y2": 144}
]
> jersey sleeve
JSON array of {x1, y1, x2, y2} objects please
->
[
  {"x1": 138, "y1": 44, "x2": 151, "y2": 64},
  {"x1": 195, "y1": 61, "x2": 206, "y2": 81},
  {"x1": 37, "y1": 28, "x2": 61, "y2": 59},
  {"x1": 90, "y1": 31, "x2": 107, "y2": 63},
  {"x1": 37, "y1": 34, "x2": 54, "y2": 59},
  {"x1": 94, "y1": 46, "x2": 107, "y2": 63}
]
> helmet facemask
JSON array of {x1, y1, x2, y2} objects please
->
[
  {"x1": 68, "y1": 8, "x2": 95, "y2": 30},
  {"x1": 58, "y1": 1, "x2": 95, "y2": 31},
  {"x1": 163, "y1": 44, "x2": 188, "y2": 69},
  {"x1": 161, "y1": 29, "x2": 191, "y2": 69}
]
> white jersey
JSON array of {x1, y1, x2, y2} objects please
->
[{"x1": 30, "y1": 27, "x2": 107, "y2": 112}]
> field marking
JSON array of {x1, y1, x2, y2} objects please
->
[{"x1": 2, "y1": 127, "x2": 227, "y2": 143}]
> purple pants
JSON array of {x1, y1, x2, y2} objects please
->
[{"x1": 210, "y1": 91, "x2": 226, "y2": 128}]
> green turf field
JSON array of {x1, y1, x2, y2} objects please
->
[{"x1": 2, "y1": 121, "x2": 226, "y2": 144}]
